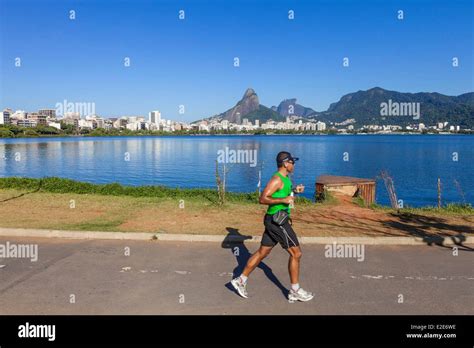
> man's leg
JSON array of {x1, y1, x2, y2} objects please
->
[
  {"x1": 286, "y1": 246, "x2": 302, "y2": 284},
  {"x1": 286, "y1": 245, "x2": 314, "y2": 302},
  {"x1": 231, "y1": 245, "x2": 273, "y2": 298},
  {"x1": 242, "y1": 245, "x2": 273, "y2": 277}
]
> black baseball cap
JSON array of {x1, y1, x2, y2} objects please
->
[{"x1": 276, "y1": 151, "x2": 299, "y2": 165}]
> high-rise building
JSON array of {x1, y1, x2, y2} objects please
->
[
  {"x1": 38, "y1": 109, "x2": 56, "y2": 119},
  {"x1": 149, "y1": 111, "x2": 161, "y2": 125},
  {"x1": 85, "y1": 115, "x2": 105, "y2": 129},
  {"x1": 316, "y1": 121, "x2": 326, "y2": 131},
  {"x1": 27, "y1": 112, "x2": 47, "y2": 126},
  {"x1": 1, "y1": 109, "x2": 12, "y2": 125},
  {"x1": 255, "y1": 119, "x2": 260, "y2": 127}
]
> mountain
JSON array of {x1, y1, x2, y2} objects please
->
[
  {"x1": 456, "y1": 92, "x2": 474, "y2": 107},
  {"x1": 271, "y1": 99, "x2": 316, "y2": 118},
  {"x1": 200, "y1": 88, "x2": 284, "y2": 124},
  {"x1": 206, "y1": 88, "x2": 283, "y2": 124},
  {"x1": 197, "y1": 87, "x2": 474, "y2": 128},
  {"x1": 308, "y1": 88, "x2": 474, "y2": 127},
  {"x1": 218, "y1": 88, "x2": 259, "y2": 124}
]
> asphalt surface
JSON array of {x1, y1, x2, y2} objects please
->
[{"x1": 0, "y1": 236, "x2": 473, "y2": 314}]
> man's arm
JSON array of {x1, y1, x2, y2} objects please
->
[{"x1": 259, "y1": 176, "x2": 293, "y2": 205}]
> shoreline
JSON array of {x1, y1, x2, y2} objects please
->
[
  {"x1": 1, "y1": 176, "x2": 473, "y2": 209},
  {"x1": 1, "y1": 132, "x2": 474, "y2": 140}
]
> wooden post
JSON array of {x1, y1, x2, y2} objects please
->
[{"x1": 437, "y1": 178, "x2": 441, "y2": 208}]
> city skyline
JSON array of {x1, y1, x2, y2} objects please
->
[
  {"x1": 2, "y1": 84, "x2": 473, "y2": 127},
  {"x1": 1, "y1": 0, "x2": 473, "y2": 121},
  {"x1": 2, "y1": 102, "x2": 465, "y2": 135}
]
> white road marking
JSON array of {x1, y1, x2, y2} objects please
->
[
  {"x1": 351, "y1": 274, "x2": 474, "y2": 281},
  {"x1": 362, "y1": 275, "x2": 384, "y2": 279},
  {"x1": 218, "y1": 272, "x2": 233, "y2": 277}
]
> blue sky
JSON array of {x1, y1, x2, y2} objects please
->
[{"x1": 0, "y1": 0, "x2": 472, "y2": 121}]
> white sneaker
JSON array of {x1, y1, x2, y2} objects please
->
[
  {"x1": 288, "y1": 287, "x2": 314, "y2": 302},
  {"x1": 231, "y1": 277, "x2": 248, "y2": 298}
]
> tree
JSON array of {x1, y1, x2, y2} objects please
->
[
  {"x1": 5, "y1": 124, "x2": 23, "y2": 135},
  {"x1": 23, "y1": 129, "x2": 39, "y2": 137},
  {"x1": 35, "y1": 126, "x2": 60, "y2": 135},
  {"x1": 60, "y1": 122, "x2": 76, "y2": 134},
  {"x1": 0, "y1": 128, "x2": 14, "y2": 138}
]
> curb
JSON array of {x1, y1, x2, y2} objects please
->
[
  {"x1": 0, "y1": 228, "x2": 154, "y2": 241},
  {"x1": 0, "y1": 227, "x2": 472, "y2": 246}
]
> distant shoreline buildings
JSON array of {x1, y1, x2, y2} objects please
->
[
  {"x1": 0, "y1": 107, "x2": 469, "y2": 135},
  {"x1": 195, "y1": 116, "x2": 327, "y2": 132}
]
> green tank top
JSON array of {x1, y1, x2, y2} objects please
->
[{"x1": 266, "y1": 172, "x2": 293, "y2": 216}]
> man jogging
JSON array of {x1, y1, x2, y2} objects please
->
[{"x1": 231, "y1": 151, "x2": 314, "y2": 302}]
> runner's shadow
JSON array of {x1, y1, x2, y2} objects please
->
[
  {"x1": 222, "y1": 227, "x2": 288, "y2": 299},
  {"x1": 382, "y1": 213, "x2": 474, "y2": 252}
]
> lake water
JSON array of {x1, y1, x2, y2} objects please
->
[{"x1": 0, "y1": 135, "x2": 473, "y2": 207}]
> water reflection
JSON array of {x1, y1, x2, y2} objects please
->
[{"x1": 0, "y1": 135, "x2": 472, "y2": 207}]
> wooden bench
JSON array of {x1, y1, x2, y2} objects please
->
[{"x1": 316, "y1": 175, "x2": 376, "y2": 206}]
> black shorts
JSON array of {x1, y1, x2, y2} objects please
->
[{"x1": 261, "y1": 214, "x2": 300, "y2": 249}]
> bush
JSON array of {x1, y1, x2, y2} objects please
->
[
  {"x1": 5, "y1": 125, "x2": 23, "y2": 135},
  {"x1": 0, "y1": 176, "x2": 316, "y2": 207},
  {"x1": 35, "y1": 126, "x2": 60, "y2": 135},
  {"x1": 89, "y1": 128, "x2": 107, "y2": 136},
  {"x1": 0, "y1": 128, "x2": 15, "y2": 138},
  {"x1": 352, "y1": 196, "x2": 366, "y2": 207},
  {"x1": 0, "y1": 177, "x2": 261, "y2": 204},
  {"x1": 315, "y1": 188, "x2": 336, "y2": 204},
  {"x1": 23, "y1": 129, "x2": 39, "y2": 137},
  {"x1": 376, "y1": 202, "x2": 474, "y2": 215}
]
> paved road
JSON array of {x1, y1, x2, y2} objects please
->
[{"x1": 0, "y1": 237, "x2": 473, "y2": 314}]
